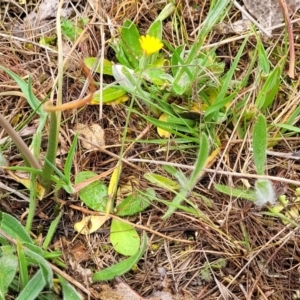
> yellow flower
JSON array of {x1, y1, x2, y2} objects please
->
[{"x1": 139, "y1": 35, "x2": 163, "y2": 56}]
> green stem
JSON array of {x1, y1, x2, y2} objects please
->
[
  {"x1": 0, "y1": 113, "x2": 41, "y2": 170},
  {"x1": 41, "y1": 112, "x2": 58, "y2": 192},
  {"x1": 26, "y1": 173, "x2": 37, "y2": 232}
]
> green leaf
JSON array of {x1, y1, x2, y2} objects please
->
[
  {"x1": 157, "y1": 198, "x2": 200, "y2": 216},
  {"x1": 116, "y1": 188, "x2": 154, "y2": 216},
  {"x1": 16, "y1": 269, "x2": 46, "y2": 300},
  {"x1": 171, "y1": 45, "x2": 185, "y2": 77},
  {"x1": 61, "y1": 18, "x2": 83, "y2": 41},
  {"x1": 144, "y1": 173, "x2": 180, "y2": 191},
  {"x1": 257, "y1": 35, "x2": 270, "y2": 75},
  {"x1": 17, "y1": 240, "x2": 29, "y2": 289},
  {"x1": 64, "y1": 134, "x2": 77, "y2": 187},
  {"x1": 255, "y1": 65, "x2": 281, "y2": 110},
  {"x1": 163, "y1": 165, "x2": 189, "y2": 189},
  {"x1": 110, "y1": 219, "x2": 140, "y2": 256},
  {"x1": 189, "y1": 133, "x2": 210, "y2": 186},
  {"x1": 23, "y1": 242, "x2": 43, "y2": 257},
  {"x1": 93, "y1": 231, "x2": 147, "y2": 281},
  {"x1": 59, "y1": 275, "x2": 83, "y2": 300},
  {"x1": 155, "y1": 2, "x2": 175, "y2": 21},
  {"x1": 142, "y1": 68, "x2": 170, "y2": 86},
  {"x1": 214, "y1": 184, "x2": 257, "y2": 201},
  {"x1": 253, "y1": 114, "x2": 267, "y2": 175},
  {"x1": 147, "y1": 20, "x2": 162, "y2": 40},
  {"x1": 75, "y1": 171, "x2": 108, "y2": 212},
  {"x1": 42, "y1": 211, "x2": 63, "y2": 250},
  {"x1": 92, "y1": 86, "x2": 127, "y2": 103},
  {"x1": 110, "y1": 42, "x2": 132, "y2": 68},
  {"x1": 83, "y1": 57, "x2": 113, "y2": 76},
  {"x1": 172, "y1": 0, "x2": 231, "y2": 95},
  {"x1": 112, "y1": 65, "x2": 136, "y2": 89},
  {"x1": 171, "y1": 58, "x2": 202, "y2": 95},
  {"x1": 147, "y1": 20, "x2": 163, "y2": 65},
  {"x1": 23, "y1": 245, "x2": 53, "y2": 287},
  {"x1": 0, "y1": 212, "x2": 33, "y2": 244},
  {"x1": 161, "y1": 136, "x2": 210, "y2": 219},
  {"x1": 275, "y1": 123, "x2": 300, "y2": 133},
  {"x1": 161, "y1": 190, "x2": 188, "y2": 220},
  {"x1": 0, "y1": 66, "x2": 46, "y2": 117},
  {"x1": 0, "y1": 253, "x2": 18, "y2": 299},
  {"x1": 118, "y1": 19, "x2": 143, "y2": 69},
  {"x1": 205, "y1": 35, "x2": 248, "y2": 118}
]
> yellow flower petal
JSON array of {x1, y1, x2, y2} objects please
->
[
  {"x1": 139, "y1": 35, "x2": 163, "y2": 56},
  {"x1": 157, "y1": 112, "x2": 171, "y2": 138}
]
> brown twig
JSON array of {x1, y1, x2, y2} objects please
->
[
  {"x1": 278, "y1": 0, "x2": 295, "y2": 78},
  {"x1": 43, "y1": 62, "x2": 96, "y2": 112},
  {"x1": 65, "y1": 202, "x2": 194, "y2": 244}
]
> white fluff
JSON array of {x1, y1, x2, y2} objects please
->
[{"x1": 254, "y1": 179, "x2": 277, "y2": 207}]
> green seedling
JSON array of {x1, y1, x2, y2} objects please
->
[
  {"x1": 73, "y1": 171, "x2": 154, "y2": 276},
  {"x1": 0, "y1": 212, "x2": 80, "y2": 300}
]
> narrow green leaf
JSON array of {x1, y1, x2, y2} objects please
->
[
  {"x1": 0, "y1": 212, "x2": 33, "y2": 244},
  {"x1": 163, "y1": 165, "x2": 189, "y2": 189},
  {"x1": 158, "y1": 198, "x2": 200, "y2": 216},
  {"x1": 205, "y1": 36, "x2": 248, "y2": 118},
  {"x1": 92, "y1": 232, "x2": 147, "y2": 281},
  {"x1": 23, "y1": 246, "x2": 53, "y2": 287},
  {"x1": 144, "y1": 173, "x2": 180, "y2": 191},
  {"x1": 189, "y1": 133, "x2": 210, "y2": 186},
  {"x1": 116, "y1": 188, "x2": 154, "y2": 216},
  {"x1": 262, "y1": 211, "x2": 299, "y2": 227},
  {"x1": 171, "y1": 45, "x2": 186, "y2": 77},
  {"x1": 255, "y1": 65, "x2": 281, "y2": 110},
  {"x1": 16, "y1": 269, "x2": 46, "y2": 300},
  {"x1": 75, "y1": 171, "x2": 108, "y2": 212},
  {"x1": 0, "y1": 66, "x2": 46, "y2": 117},
  {"x1": 17, "y1": 240, "x2": 29, "y2": 289},
  {"x1": 253, "y1": 114, "x2": 267, "y2": 175},
  {"x1": 173, "y1": 0, "x2": 231, "y2": 94},
  {"x1": 155, "y1": 2, "x2": 175, "y2": 21},
  {"x1": 257, "y1": 35, "x2": 270, "y2": 75},
  {"x1": 41, "y1": 106, "x2": 59, "y2": 192},
  {"x1": 110, "y1": 219, "x2": 140, "y2": 256},
  {"x1": 59, "y1": 275, "x2": 83, "y2": 300},
  {"x1": 42, "y1": 211, "x2": 63, "y2": 249},
  {"x1": 22, "y1": 241, "x2": 43, "y2": 257},
  {"x1": 162, "y1": 189, "x2": 188, "y2": 220},
  {"x1": 275, "y1": 123, "x2": 300, "y2": 133},
  {"x1": 110, "y1": 42, "x2": 132, "y2": 68},
  {"x1": 31, "y1": 114, "x2": 47, "y2": 159},
  {"x1": 214, "y1": 184, "x2": 257, "y2": 201},
  {"x1": 64, "y1": 134, "x2": 78, "y2": 185}
]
